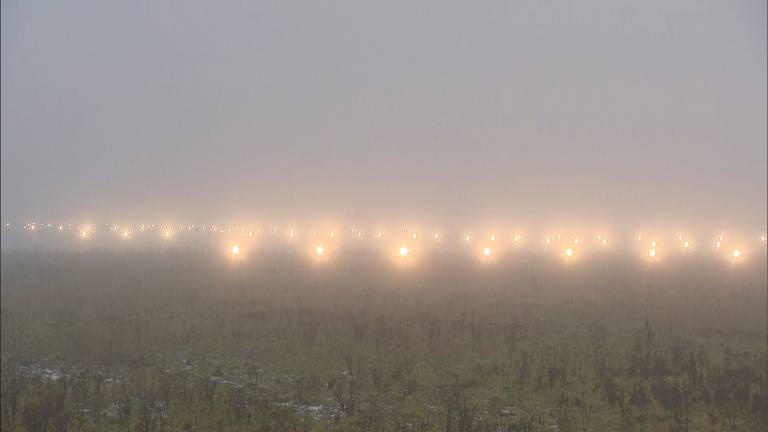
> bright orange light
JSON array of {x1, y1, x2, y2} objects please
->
[
  {"x1": 637, "y1": 234, "x2": 643, "y2": 241},
  {"x1": 602, "y1": 238, "x2": 607, "y2": 246},
  {"x1": 650, "y1": 240, "x2": 657, "y2": 248},
  {"x1": 231, "y1": 245, "x2": 241, "y2": 256},
  {"x1": 465, "y1": 234, "x2": 471, "y2": 241},
  {"x1": 648, "y1": 248, "x2": 656, "y2": 258},
  {"x1": 514, "y1": 234, "x2": 521, "y2": 242},
  {"x1": 716, "y1": 241, "x2": 722, "y2": 249},
  {"x1": 248, "y1": 231, "x2": 253, "y2": 238},
  {"x1": 490, "y1": 235, "x2": 496, "y2": 241},
  {"x1": 412, "y1": 233, "x2": 417, "y2": 239},
  {"x1": 434, "y1": 232, "x2": 440, "y2": 240},
  {"x1": 123, "y1": 230, "x2": 129, "y2": 239},
  {"x1": 573, "y1": 237, "x2": 580, "y2": 245},
  {"x1": 399, "y1": 246, "x2": 409, "y2": 257},
  {"x1": 683, "y1": 241, "x2": 689, "y2": 249},
  {"x1": 565, "y1": 248, "x2": 574, "y2": 257},
  {"x1": 165, "y1": 231, "x2": 171, "y2": 238},
  {"x1": 315, "y1": 245, "x2": 325, "y2": 256},
  {"x1": 482, "y1": 247, "x2": 491, "y2": 257},
  {"x1": 732, "y1": 249, "x2": 741, "y2": 259}
]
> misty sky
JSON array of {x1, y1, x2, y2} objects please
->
[{"x1": 1, "y1": 0, "x2": 766, "y2": 229}]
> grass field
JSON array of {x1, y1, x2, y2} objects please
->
[{"x1": 1, "y1": 249, "x2": 766, "y2": 431}]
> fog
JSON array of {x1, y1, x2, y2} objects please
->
[{"x1": 2, "y1": 0, "x2": 766, "y2": 231}]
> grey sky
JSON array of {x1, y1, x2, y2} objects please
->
[{"x1": 2, "y1": 0, "x2": 766, "y2": 230}]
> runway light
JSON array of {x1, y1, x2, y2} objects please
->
[
  {"x1": 648, "y1": 248, "x2": 656, "y2": 258},
  {"x1": 231, "y1": 245, "x2": 241, "y2": 256},
  {"x1": 732, "y1": 249, "x2": 741, "y2": 259},
  {"x1": 315, "y1": 245, "x2": 325, "y2": 256},
  {"x1": 565, "y1": 248, "x2": 574, "y2": 257},
  {"x1": 399, "y1": 246, "x2": 409, "y2": 257},
  {"x1": 482, "y1": 247, "x2": 491, "y2": 257}
]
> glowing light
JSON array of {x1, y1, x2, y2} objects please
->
[
  {"x1": 565, "y1": 248, "x2": 574, "y2": 257},
  {"x1": 330, "y1": 230, "x2": 335, "y2": 239},
  {"x1": 637, "y1": 235, "x2": 643, "y2": 241},
  {"x1": 231, "y1": 245, "x2": 241, "y2": 256},
  {"x1": 716, "y1": 241, "x2": 722, "y2": 249},
  {"x1": 248, "y1": 231, "x2": 253, "y2": 238},
  {"x1": 597, "y1": 234, "x2": 602, "y2": 240},
  {"x1": 651, "y1": 240, "x2": 657, "y2": 248},
  {"x1": 315, "y1": 245, "x2": 325, "y2": 256},
  {"x1": 602, "y1": 238, "x2": 607, "y2": 246},
  {"x1": 490, "y1": 235, "x2": 496, "y2": 241},
  {"x1": 732, "y1": 249, "x2": 741, "y2": 259},
  {"x1": 761, "y1": 235, "x2": 766, "y2": 243},
  {"x1": 683, "y1": 241, "x2": 689, "y2": 249},
  {"x1": 648, "y1": 248, "x2": 656, "y2": 258},
  {"x1": 573, "y1": 237, "x2": 580, "y2": 245},
  {"x1": 465, "y1": 234, "x2": 471, "y2": 241},
  {"x1": 58, "y1": 225, "x2": 63, "y2": 231},
  {"x1": 412, "y1": 233, "x2": 417, "y2": 239},
  {"x1": 514, "y1": 234, "x2": 521, "y2": 242},
  {"x1": 399, "y1": 246, "x2": 409, "y2": 257},
  {"x1": 434, "y1": 232, "x2": 440, "y2": 240},
  {"x1": 123, "y1": 230, "x2": 129, "y2": 239},
  {"x1": 377, "y1": 229, "x2": 382, "y2": 238},
  {"x1": 719, "y1": 235, "x2": 724, "y2": 241},
  {"x1": 545, "y1": 236, "x2": 551, "y2": 244},
  {"x1": 482, "y1": 247, "x2": 491, "y2": 257},
  {"x1": 165, "y1": 231, "x2": 171, "y2": 238},
  {"x1": 678, "y1": 235, "x2": 683, "y2": 241}
]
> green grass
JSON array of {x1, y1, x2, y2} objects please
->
[{"x1": 1, "y1": 250, "x2": 766, "y2": 431}]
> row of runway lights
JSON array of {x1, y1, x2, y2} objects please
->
[{"x1": 6, "y1": 222, "x2": 766, "y2": 262}]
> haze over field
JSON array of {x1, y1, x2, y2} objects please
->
[
  {"x1": 1, "y1": 2, "x2": 767, "y2": 431},
  {"x1": 1, "y1": 0, "x2": 766, "y2": 229}
]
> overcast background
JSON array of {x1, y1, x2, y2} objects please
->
[{"x1": 2, "y1": 0, "x2": 766, "y2": 230}]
